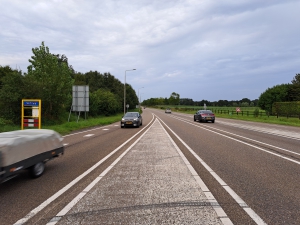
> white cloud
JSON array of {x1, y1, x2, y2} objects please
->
[{"x1": 1, "y1": 0, "x2": 299, "y2": 101}]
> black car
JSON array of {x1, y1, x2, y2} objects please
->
[
  {"x1": 121, "y1": 112, "x2": 143, "y2": 128},
  {"x1": 194, "y1": 110, "x2": 215, "y2": 123}
]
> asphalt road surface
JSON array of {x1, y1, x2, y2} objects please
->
[{"x1": 0, "y1": 108, "x2": 299, "y2": 225}]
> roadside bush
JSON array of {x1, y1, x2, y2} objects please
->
[
  {"x1": 253, "y1": 108, "x2": 259, "y2": 117},
  {"x1": 0, "y1": 117, "x2": 14, "y2": 126}
]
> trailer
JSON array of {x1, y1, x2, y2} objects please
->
[{"x1": 0, "y1": 129, "x2": 64, "y2": 183}]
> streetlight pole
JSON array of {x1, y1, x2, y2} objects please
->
[
  {"x1": 138, "y1": 87, "x2": 144, "y2": 112},
  {"x1": 124, "y1": 69, "x2": 136, "y2": 114},
  {"x1": 140, "y1": 93, "x2": 144, "y2": 109}
]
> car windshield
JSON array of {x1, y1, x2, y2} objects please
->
[{"x1": 124, "y1": 112, "x2": 138, "y2": 117}]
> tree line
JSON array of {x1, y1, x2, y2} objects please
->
[
  {"x1": 142, "y1": 95, "x2": 259, "y2": 108},
  {"x1": 142, "y1": 74, "x2": 300, "y2": 116},
  {"x1": 0, "y1": 42, "x2": 138, "y2": 125}
]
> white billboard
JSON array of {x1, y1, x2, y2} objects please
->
[{"x1": 72, "y1": 85, "x2": 89, "y2": 112}]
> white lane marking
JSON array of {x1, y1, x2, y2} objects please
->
[
  {"x1": 47, "y1": 118, "x2": 157, "y2": 225},
  {"x1": 13, "y1": 116, "x2": 155, "y2": 225},
  {"x1": 156, "y1": 119, "x2": 233, "y2": 224},
  {"x1": 63, "y1": 143, "x2": 69, "y2": 146},
  {"x1": 62, "y1": 124, "x2": 117, "y2": 137},
  {"x1": 217, "y1": 120, "x2": 300, "y2": 140},
  {"x1": 170, "y1": 114, "x2": 300, "y2": 163},
  {"x1": 83, "y1": 134, "x2": 95, "y2": 137},
  {"x1": 156, "y1": 115, "x2": 267, "y2": 225},
  {"x1": 103, "y1": 129, "x2": 109, "y2": 131},
  {"x1": 170, "y1": 111, "x2": 300, "y2": 141}
]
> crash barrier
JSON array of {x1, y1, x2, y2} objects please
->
[{"x1": 21, "y1": 99, "x2": 41, "y2": 129}]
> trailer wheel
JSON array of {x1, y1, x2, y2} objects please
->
[{"x1": 30, "y1": 162, "x2": 45, "y2": 178}]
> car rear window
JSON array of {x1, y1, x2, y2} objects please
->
[
  {"x1": 200, "y1": 110, "x2": 213, "y2": 113},
  {"x1": 125, "y1": 113, "x2": 138, "y2": 117}
]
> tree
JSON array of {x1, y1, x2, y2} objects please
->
[
  {"x1": 169, "y1": 92, "x2": 180, "y2": 105},
  {"x1": 0, "y1": 66, "x2": 25, "y2": 123},
  {"x1": 25, "y1": 42, "x2": 73, "y2": 120},
  {"x1": 290, "y1": 73, "x2": 300, "y2": 101},
  {"x1": 90, "y1": 89, "x2": 119, "y2": 116},
  {"x1": 258, "y1": 84, "x2": 291, "y2": 114},
  {"x1": 125, "y1": 84, "x2": 138, "y2": 110}
]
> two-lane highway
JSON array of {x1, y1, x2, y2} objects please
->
[
  {"x1": 0, "y1": 110, "x2": 154, "y2": 225},
  {"x1": 151, "y1": 108, "x2": 300, "y2": 225},
  {"x1": 1, "y1": 108, "x2": 299, "y2": 225}
]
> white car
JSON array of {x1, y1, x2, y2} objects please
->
[{"x1": 165, "y1": 108, "x2": 172, "y2": 113}]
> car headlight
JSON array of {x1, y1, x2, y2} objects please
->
[
  {"x1": 134, "y1": 118, "x2": 139, "y2": 121},
  {"x1": 121, "y1": 118, "x2": 125, "y2": 122}
]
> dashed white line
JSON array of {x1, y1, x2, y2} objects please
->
[
  {"x1": 83, "y1": 134, "x2": 94, "y2": 137},
  {"x1": 170, "y1": 114, "x2": 300, "y2": 164},
  {"x1": 157, "y1": 119, "x2": 233, "y2": 225},
  {"x1": 156, "y1": 115, "x2": 267, "y2": 225},
  {"x1": 13, "y1": 116, "x2": 155, "y2": 225},
  {"x1": 46, "y1": 118, "x2": 157, "y2": 225}
]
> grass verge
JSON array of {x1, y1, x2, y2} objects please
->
[
  {"x1": 0, "y1": 109, "x2": 143, "y2": 135},
  {"x1": 181, "y1": 109, "x2": 300, "y2": 127},
  {"x1": 0, "y1": 114, "x2": 124, "y2": 135}
]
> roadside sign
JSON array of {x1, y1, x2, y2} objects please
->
[
  {"x1": 22, "y1": 99, "x2": 41, "y2": 129},
  {"x1": 23, "y1": 101, "x2": 39, "y2": 107}
]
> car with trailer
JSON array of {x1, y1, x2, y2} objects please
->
[{"x1": 0, "y1": 129, "x2": 64, "y2": 183}]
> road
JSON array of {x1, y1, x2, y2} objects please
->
[{"x1": 0, "y1": 108, "x2": 299, "y2": 225}]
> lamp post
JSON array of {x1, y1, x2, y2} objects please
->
[
  {"x1": 124, "y1": 69, "x2": 136, "y2": 114},
  {"x1": 138, "y1": 87, "x2": 144, "y2": 112},
  {"x1": 140, "y1": 93, "x2": 144, "y2": 109}
]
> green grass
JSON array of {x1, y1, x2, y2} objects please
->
[
  {"x1": 152, "y1": 105, "x2": 300, "y2": 127},
  {"x1": 215, "y1": 113, "x2": 300, "y2": 127},
  {"x1": 44, "y1": 114, "x2": 124, "y2": 135},
  {"x1": 0, "y1": 108, "x2": 143, "y2": 135},
  {"x1": 180, "y1": 109, "x2": 300, "y2": 127}
]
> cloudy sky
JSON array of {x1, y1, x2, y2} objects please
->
[{"x1": 1, "y1": 0, "x2": 299, "y2": 102}]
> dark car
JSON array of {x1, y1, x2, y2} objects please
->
[
  {"x1": 121, "y1": 112, "x2": 143, "y2": 128},
  {"x1": 194, "y1": 110, "x2": 215, "y2": 123}
]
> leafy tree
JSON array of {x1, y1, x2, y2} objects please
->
[
  {"x1": 290, "y1": 73, "x2": 300, "y2": 101},
  {"x1": 169, "y1": 92, "x2": 180, "y2": 105},
  {"x1": 90, "y1": 89, "x2": 119, "y2": 116},
  {"x1": 73, "y1": 72, "x2": 86, "y2": 85},
  {"x1": 125, "y1": 84, "x2": 138, "y2": 110},
  {"x1": 258, "y1": 84, "x2": 291, "y2": 114},
  {"x1": 0, "y1": 67, "x2": 25, "y2": 123},
  {"x1": 25, "y1": 42, "x2": 73, "y2": 120}
]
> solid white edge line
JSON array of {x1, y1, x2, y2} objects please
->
[
  {"x1": 171, "y1": 114, "x2": 300, "y2": 165},
  {"x1": 168, "y1": 110, "x2": 300, "y2": 141},
  {"x1": 13, "y1": 115, "x2": 155, "y2": 225},
  {"x1": 156, "y1": 118, "x2": 233, "y2": 225},
  {"x1": 156, "y1": 115, "x2": 267, "y2": 225},
  {"x1": 46, "y1": 117, "x2": 158, "y2": 225}
]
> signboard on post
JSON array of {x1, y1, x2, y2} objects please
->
[
  {"x1": 69, "y1": 85, "x2": 89, "y2": 122},
  {"x1": 21, "y1": 99, "x2": 41, "y2": 129}
]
